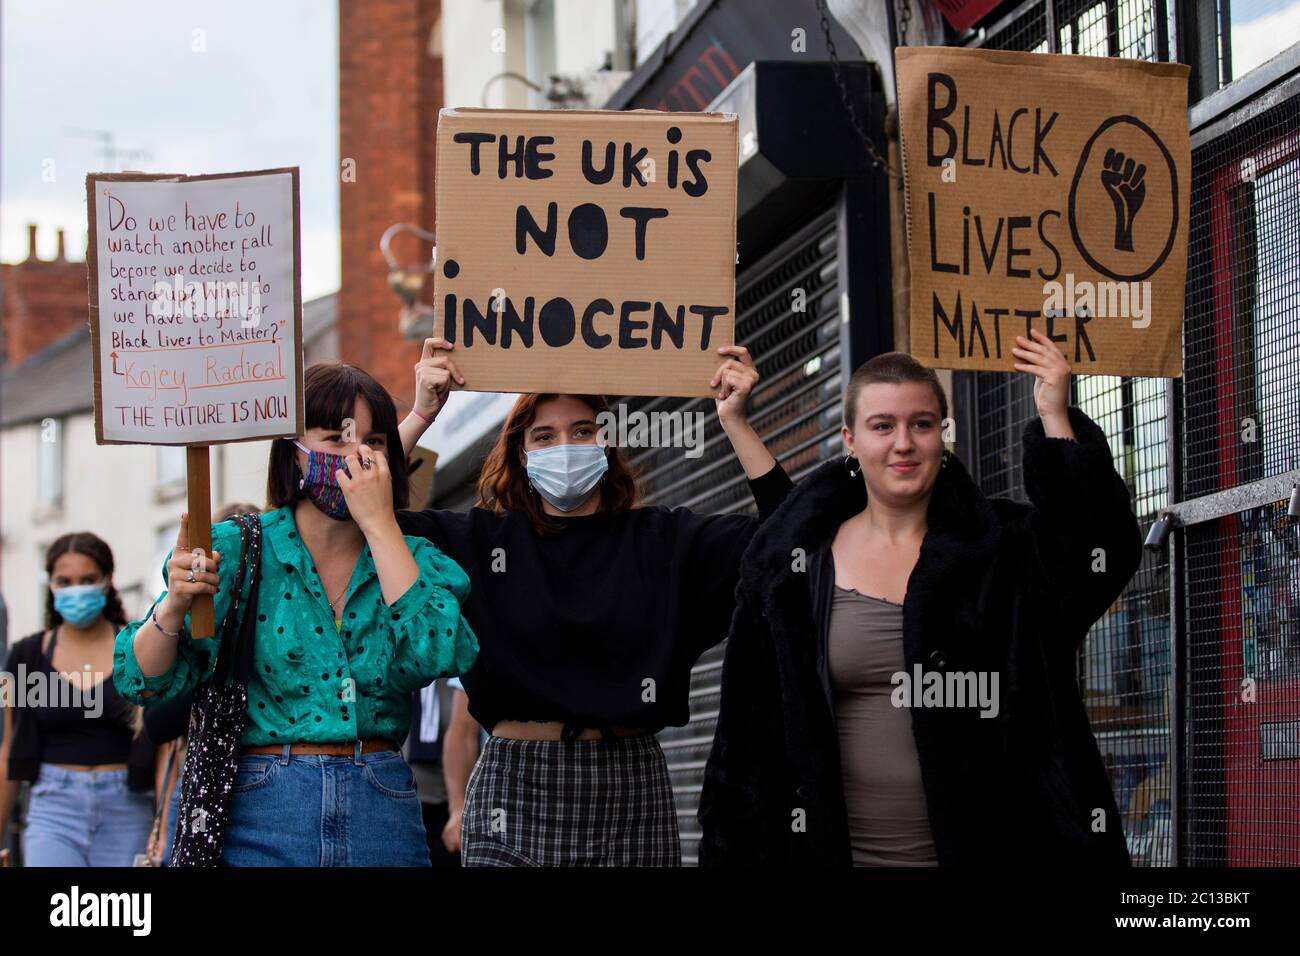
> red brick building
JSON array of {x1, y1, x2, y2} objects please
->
[
  {"x1": 0, "y1": 225, "x2": 88, "y2": 368},
  {"x1": 337, "y1": 0, "x2": 443, "y2": 407}
]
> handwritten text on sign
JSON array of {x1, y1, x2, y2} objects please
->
[
  {"x1": 433, "y1": 108, "x2": 739, "y2": 398},
  {"x1": 897, "y1": 47, "x2": 1189, "y2": 378},
  {"x1": 88, "y1": 170, "x2": 302, "y2": 444}
]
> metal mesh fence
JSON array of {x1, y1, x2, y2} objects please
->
[
  {"x1": 963, "y1": 0, "x2": 1300, "y2": 866},
  {"x1": 1180, "y1": 77, "x2": 1300, "y2": 865}
]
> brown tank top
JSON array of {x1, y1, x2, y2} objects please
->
[{"x1": 828, "y1": 585, "x2": 938, "y2": 866}]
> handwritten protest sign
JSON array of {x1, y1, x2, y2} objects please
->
[
  {"x1": 86, "y1": 168, "x2": 303, "y2": 444},
  {"x1": 897, "y1": 47, "x2": 1189, "y2": 377},
  {"x1": 432, "y1": 108, "x2": 738, "y2": 397},
  {"x1": 86, "y1": 167, "x2": 302, "y2": 637}
]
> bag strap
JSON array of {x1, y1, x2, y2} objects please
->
[
  {"x1": 209, "y1": 514, "x2": 255, "y2": 688},
  {"x1": 231, "y1": 517, "x2": 264, "y2": 685}
]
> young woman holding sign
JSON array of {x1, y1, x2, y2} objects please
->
[
  {"x1": 395, "y1": 336, "x2": 791, "y2": 866},
  {"x1": 114, "y1": 363, "x2": 478, "y2": 866},
  {"x1": 697, "y1": 332, "x2": 1142, "y2": 866}
]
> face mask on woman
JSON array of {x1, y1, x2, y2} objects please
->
[
  {"x1": 294, "y1": 440, "x2": 353, "y2": 521},
  {"x1": 525, "y1": 443, "x2": 609, "y2": 512},
  {"x1": 52, "y1": 583, "x2": 108, "y2": 628}
]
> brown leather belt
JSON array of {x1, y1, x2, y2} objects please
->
[
  {"x1": 492, "y1": 720, "x2": 647, "y2": 742},
  {"x1": 241, "y1": 738, "x2": 398, "y2": 756}
]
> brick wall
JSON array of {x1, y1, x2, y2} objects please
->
[
  {"x1": 1, "y1": 225, "x2": 89, "y2": 367},
  {"x1": 338, "y1": 0, "x2": 443, "y2": 408}
]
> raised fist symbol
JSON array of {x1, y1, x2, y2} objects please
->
[{"x1": 1100, "y1": 148, "x2": 1146, "y2": 252}]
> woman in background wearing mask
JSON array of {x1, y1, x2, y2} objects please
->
[
  {"x1": 114, "y1": 362, "x2": 478, "y2": 866},
  {"x1": 0, "y1": 534, "x2": 155, "y2": 866},
  {"x1": 395, "y1": 337, "x2": 792, "y2": 866}
]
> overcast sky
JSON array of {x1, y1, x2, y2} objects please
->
[{"x1": 2, "y1": 0, "x2": 339, "y2": 299}]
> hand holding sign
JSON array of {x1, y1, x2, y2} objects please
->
[
  {"x1": 1011, "y1": 329, "x2": 1071, "y2": 424},
  {"x1": 711, "y1": 344, "x2": 759, "y2": 425},
  {"x1": 159, "y1": 512, "x2": 222, "y2": 626},
  {"x1": 413, "y1": 336, "x2": 464, "y2": 423}
]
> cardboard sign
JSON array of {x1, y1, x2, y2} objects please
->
[
  {"x1": 433, "y1": 108, "x2": 738, "y2": 397},
  {"x1": 897, "y1": 47, "x2": 1190, "y2": 378},
  {"x1": 86, "y1": 168, "x2": 303, "y2": 444}
]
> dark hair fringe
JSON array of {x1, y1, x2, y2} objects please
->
[
  {"x1": 266, "y1": 362, "x2": 410, "y2": 511},
  {"x1": 844, "y1": 351, "x2": 949, "y2": 427}
]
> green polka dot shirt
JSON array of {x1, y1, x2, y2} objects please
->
[{"x1": 113, "y1": 506, "x2": 480, "y2": 746}]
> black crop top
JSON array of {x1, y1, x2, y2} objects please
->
[
  {"x1": 32, "y1": 628, "x2": 135, "y2": 767},
  {"x1": 394, "y1": 462, "x2": 793, "y2": 733}
]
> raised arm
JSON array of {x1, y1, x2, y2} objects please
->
[
  {"x1": 1013, "y1": 330, "x2": 1142, "y2": 643},
  {"x1": 712, "y1": 345, "x2": 776, "y2": 480},
  {"x1": 399, "y1": 336, "x2": 464, "y2": 458}
]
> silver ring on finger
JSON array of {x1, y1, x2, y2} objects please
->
[{"x1": 187, "y1": 571, "x2": 196, "y2": 583}]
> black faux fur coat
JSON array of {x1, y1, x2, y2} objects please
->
[{"x1": 698, "y1": 406, "x2": 1142, "y2": 866}]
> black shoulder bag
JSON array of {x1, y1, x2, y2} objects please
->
[{"x1": 169, "y1": 512, "x2": 263, "y2": 867}]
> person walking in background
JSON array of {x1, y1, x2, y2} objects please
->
[
  {"x1": 1, "y1": 533, "x2": 156, "y2": 866},
  {"x1": 404, "y1": 676, "x2": 464, "y2": 866},
  {"x1": 440, "y1": 678, "x2": 482, "y2": 859}
]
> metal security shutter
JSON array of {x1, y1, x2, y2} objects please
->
[{"x1": 614, "y1": 203, "x2": 843, "y2": 864}]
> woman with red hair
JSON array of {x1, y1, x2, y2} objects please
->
[{"x1": 395, "y1": 336, "x2": 790, "y2": 865}]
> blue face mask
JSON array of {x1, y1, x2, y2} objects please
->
[
  {"x1": 53, "y1": 584, "x2": 108, "y2": 628},
  {"x1": 526, "y1": 443, "x2": 609, "y2": 512}
]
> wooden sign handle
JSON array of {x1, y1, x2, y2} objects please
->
[{"x1": 186, "y1": 446, "x2": 214, "y2": 639}]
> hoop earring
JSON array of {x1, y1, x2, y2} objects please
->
[{"x1": 844, "y1": 454, "x2": 860, "y2": 478}]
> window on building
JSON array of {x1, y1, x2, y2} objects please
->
[
  {"x1": 37, "y1": 417, "x2": 64, "y2": 510},
  {"x1": 157, "y1": 446, "x2": 186, "y2": 495},
  {"x1": 525, "y1": 0, "x2": 557, "y2": 108},
  {"x1": 1223, "y1": 0, "x2": 1300, "y2": 84}
]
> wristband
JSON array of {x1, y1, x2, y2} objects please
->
[
  {"x1": 410, "y1": 407, "x2": 436, "y2": 425},
  {"x1": 151, "y1": 606, "x2": 182, "y2": 639}
]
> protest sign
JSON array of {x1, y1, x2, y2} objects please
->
[
  {"x1": 432, "y1": 108, "x2": 738, "y2": 397},
  {"x1": 86, "y1": 167, "x2": 302, "y2": 635},
  {"x1": 897, "y1": 47, "x2": 1189, "y2": 377},
  {"x1": 87, "y1": 168, "x2": 302, "y2": 444}
]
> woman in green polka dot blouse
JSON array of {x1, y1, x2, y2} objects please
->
[{"x1": 113, "y1": 363, "x2": 479, "y2": 866}]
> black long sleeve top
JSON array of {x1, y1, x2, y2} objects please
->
[{"x1": 394, "y1": 462, "x2": 793, "y2": 733}]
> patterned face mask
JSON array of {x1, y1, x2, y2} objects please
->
[{"x1": 294, "y1": 440, "x2": 352, "y2": 521}]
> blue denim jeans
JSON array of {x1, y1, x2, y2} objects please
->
[
  {"x1": 199, "y1": 744, "x2": 430, "y2": 866},
  {"x1": 23, "y1": 765, "x2": 154, "y2": 867}
]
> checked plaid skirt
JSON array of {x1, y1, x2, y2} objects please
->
[{"x1": 461, "y1": 733, "x2": 681, "y2": 866}]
